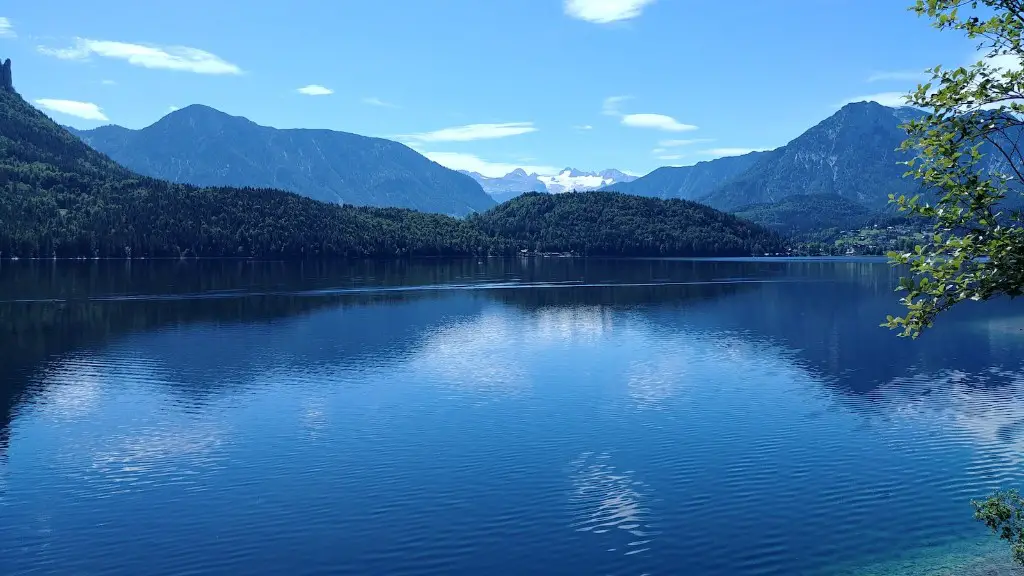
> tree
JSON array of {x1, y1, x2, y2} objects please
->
[
  {"x1": 886, "y1": 2, "x2": 1024, "y2": 563},
  {"x1": 884, "y1": 0, "x2": 1024, "y2": 340}
]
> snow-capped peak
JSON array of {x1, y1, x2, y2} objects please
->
[{"x1": 459, "y1": 166, "x2": 638, "y2": 199}]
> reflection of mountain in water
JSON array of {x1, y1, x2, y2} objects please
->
[{"x1": 1, "y1": 258, "x2": 1022, "y2": 459}]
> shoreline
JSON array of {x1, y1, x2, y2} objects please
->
[{"x1": 833, "y1": 537, "x2": 1024, "y2": 576}]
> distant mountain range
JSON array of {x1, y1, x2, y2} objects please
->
[
  {"x1": 57, "y1": 94, "x2": 1022, "y2": 234},
  {"x1": 460, "y1": 167, "x2": 637, "y2": 202},
  {"x1": 67, "y1": 105, "x2": 495, "y2": 216}
]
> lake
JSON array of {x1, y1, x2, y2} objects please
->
[{"x1": 1, "y1": 258, "x2": 1023, "y2": 575}]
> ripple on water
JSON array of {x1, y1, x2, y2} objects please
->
[{"x1": 569, "y1": 452, "x2": 658, "y2": 560}]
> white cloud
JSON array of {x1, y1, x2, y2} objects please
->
[
  {"x1": 0, "y1": 17, "x2": 15, "y2": 38},
  {"x1": 401, "y1": 122, "x2": 537, "y2": 143},
  {"x1": 296, "y1": 84, "x2": 332, "y2": 96},
  {"x1": 38, "y1": 38, "x2": 242, "y2": 75},
  {"x1": 601, "y1": 97, "x2": 697, "y2": 132},
  {"x1": 168, "y1": 105, "x2": 179, "y2": 112},
  {"x1": 564, "y1": 0, "x2": 656, "y2": 23},
  {"x1": 867, "y1": 70, "x2": 930, "y2": 83},
  {"x1": 424, "y1": 151, "x2": 557, "y2": 178},
  {"x1": 700, "y1": 147, "x2": 768, "y2": 157},
  {"x1": 101, "y1": 79, "x2": 116, "y2": 85},
  {"x1": 983, "y1": 51, "x2": 1023, "y2": 74},
  {"x1": 621, "y1": 113, "x2": 697, "y2": 132},
  {"x1": 573, "y1": 124, "x2": 593, "y2": 130},
  {"x1": 838, "y1": 92, "x2": 912, "y2": 107},
  {"x1": 35, "y1": 99, "x2": 109, "y2": 121},
  {"x1": 659, "y1": 138, "x2": 713, "y2": 147},
  {"x1": 362, "y1": 96, "x2": 399, "y2": 108},
  {"x1": 602, "y1": 95, "x2": 631, "y2": 116}
]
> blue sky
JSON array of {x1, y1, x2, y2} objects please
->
[{"x1": 0, "y1": 0, "x2": 978, "y2": 177}]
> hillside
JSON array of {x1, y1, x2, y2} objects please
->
[
  {"x1": 602, "y1": 152, "x2": 767, "y2": 200},
  {"x1": 471, "y1": 192, "x2": 785, "y2": 257},
  {"x1": 68, "y1": 105, "x2": 495, "y2": 216},
  {"x1": 0, "y1": 84, "x2": 492, "y2": 258},
  {"x1": 733, "y1": 194, "x2": 880, "y2": 237}
]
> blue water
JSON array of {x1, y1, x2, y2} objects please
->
[{"x1": 1, "y1": 258, "x2": 1023, "y2": 575}]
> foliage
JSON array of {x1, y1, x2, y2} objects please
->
[
  {"x1": 884, "y1": 0, "x2": 1024, "y2": 339},
  {"x1": 471, "y1": 191, "x2": 786, "y2": 257},
  {"x1": 973, "y1": 490, "x2": 1024, "y2": 565}
]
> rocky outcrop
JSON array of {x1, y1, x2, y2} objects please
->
[{"x1": 1, "y1": 59, "x2": 11, "y2": 92}]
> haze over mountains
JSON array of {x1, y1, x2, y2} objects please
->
[{"x1": 68, "y1": 105, "x2": 496, "y2": 217}]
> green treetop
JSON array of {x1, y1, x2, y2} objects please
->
[{"x1": 885, "y1": 0, "x2": 1024, "y2": 339}]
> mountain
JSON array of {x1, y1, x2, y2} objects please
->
[
  {"x1": 537, "y1": 168, "x2": 637, "y2": 194},
  {"x1": 470, "y1": 192, "x2": 786, "y2": 256},
  {"x1": 601, "y1": 152, "x2": 768, "y2": 200},
  {"x1": 67, "y1": 104, "x2": 495, "y2": 216},
  {"x1": 608, "y1": 102, "x2": 929, "y2": 211},
  {"x1": 700, "y1": 102, "x2": 928, "y2": 210},
  {"x1": 733, "y1": 194, "x2": 880, "y2": 237},
  {"x1": 458, "y1": 168, "x2": 548, "y2": 199},
  {"x1": 460, "y1": 167, "x2": 637, "y2": 200}
]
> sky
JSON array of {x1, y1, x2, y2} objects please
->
[{"x1": 0, "y1": 0, "x2": 980, "y2": 178}]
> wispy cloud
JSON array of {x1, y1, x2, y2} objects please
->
[
  {"x1": 656, "y1": 154, "x2": 686, "y2": 161},
  {"x1": 38, "y1": 38, "x2": 242, "y2": 75},
  {"x1": 424, "y1": 151, "x2": 557, "y2": 178},
  {"x1": 362, "y1": 96, "x2": 399, "y2": 108},
  {"x1": 700, "y1": 147, "x2": 768, "y2": 158},
  {"x1": 621, "y1": 113, "x2": 697, "y2": 132},
  {"x1": 867, "y1": 70, "x2": 930, "y2": 83},
  {"x1": 101, "y1": 79, "x2": 116, "y2": 85},
  {"x1": 573, "y1": 124, "x2": 593, "y2": 131},
  {"x1": 401, "y1": 122, "x2": 537, "y2": 143},
  {"x1": 35, "y1": 99, "x2": 109, "y2": 121},
  {"x1": 658, "y1": 138, "x2": 713, "y2": 147},
  {"x1": 168, "y1": 105, "x2": 180, "y2": 112},
  {"x1": 564, "y1": 0, "x2": 656, "y2": 23},
  {"x1": 838, "y1": 92, "x2": 911, "y2": 108},
  {"x1": 602, "y1": 95, "x2": 631, "y2": 116},
  {"x1": 296, "y1": 84, "x2": 332, "y2": 96},
  {"x1": 602, "y1": 96, "x2": 697, "y2": 132},
  {"x1": 0, "y1": 17, "x2": 15, "y2": 38}
]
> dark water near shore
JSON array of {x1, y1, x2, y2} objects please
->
[{"x1": 1, "y1": 258, "x2": 1023, "y2": 575}]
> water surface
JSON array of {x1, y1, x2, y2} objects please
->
[{"x1": 1, "y1": 258, "x2": 1023, "y2": 575}]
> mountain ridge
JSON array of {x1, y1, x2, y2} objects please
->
[
  {"x1": 68, "y1": 104, "x2": 496, "y2": 216},
  {"x1": 608, "y1": 102, "x2": 930, "y2": 211}
]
